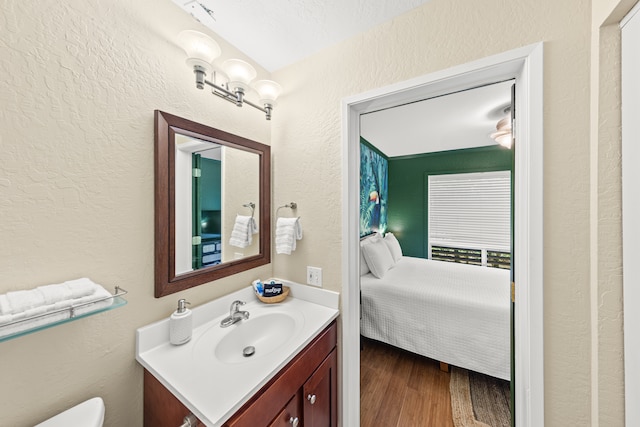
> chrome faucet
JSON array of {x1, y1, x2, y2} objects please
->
[{"x1": 220, "y1": 300, "x2": 250, "y2": 328}]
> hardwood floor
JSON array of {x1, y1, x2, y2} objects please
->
[{"x1": 360, "y1": 338, "x2": 454, "y2": 427}]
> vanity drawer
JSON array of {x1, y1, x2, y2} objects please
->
[{"x1": 267, "y1": 392, "x2": 302, "y2": 427}]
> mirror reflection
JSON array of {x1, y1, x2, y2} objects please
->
[
  {"x1": 174, "y1": 135, "x2": 260, "y2": 275},
  {"x1": 154, "y1": 110, "x2": 271, "y2": 298}
]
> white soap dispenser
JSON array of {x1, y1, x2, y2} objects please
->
[{"x1": 169, "y1": 299, "x2": 192, "y2": 345}]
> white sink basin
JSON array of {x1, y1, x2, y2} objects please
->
[
  {"x1": 216, "y1": 312, "x2": 298, "y2": 363},
  {"x1": 136, "y1": 283, "x2": 339, "y2": 427},
  {"x1": 193, "y1": 305, "x2": 305, "y2": 365}
]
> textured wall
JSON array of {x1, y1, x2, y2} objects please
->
[
  {"x1": 222, "y1": 147, "x2": 260, "y2": 262},
  {"x1": 271, "y1": 0, "x2": 597, "y2": 424},
  {"x1": 0, "y1": 0, "x2": 630, "y2": 425},
  {"x1": 0, "y1": 1, "x2": 272, "y2": 426},
  {"x1": 593, "y1": 0, "x2": 638, "y2": 25},
  {"x1": 589, "y1": 0, "x2": 631, "y2": 424}
]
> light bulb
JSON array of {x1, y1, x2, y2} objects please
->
[
  {"x1": 490, "y1": 116, "x2": 512, "y2": 149},
  {"x1": 177, "y1": 30, "x2": 221, "y2": 71},
  {"x1": 221, "y1": 59, "x2": 257, "y2": 92},
  {"x1": 253, "y1": 80, "x2": 283, "y2": 106}
]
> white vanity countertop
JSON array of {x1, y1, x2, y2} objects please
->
[{"x1": 136, "y1": 280, "x2": 339, "y2": 427}]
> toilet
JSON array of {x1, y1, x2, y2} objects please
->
[{"x1": 35, "y1": 397, "x2": 105, "y2": 427}]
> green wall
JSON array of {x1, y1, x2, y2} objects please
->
[
  {"x1": 201, "y1": 158, "x2": 221, "y2": 210},
  {"x1": 387, "y1": 145, "x2": 512, "y2": 258}
]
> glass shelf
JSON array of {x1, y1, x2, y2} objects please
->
[{"x1": 0, "y1": 288, "x2": 127, "y2": 343}]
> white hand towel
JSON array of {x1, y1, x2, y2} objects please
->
[
  {"x1": 0, "y1": 295, "x2": 11, "y2": 315},
  {"x1": 229, "y1": 215, "x2": 258, "y2": 248},
  {"x1": 53, "y1": 299, "x2": 74, "y2": 311},
  {"x1": 275, "y1": 217, "x2": 303, "y2": 255},
  {"x1": 36, "y1": 283, "x2": 72, "y2": 305},
  {"x1": 6, "y1": 289, "x2": 45, "y2": 314},
  {"x1": 23, "y1": 305, "x2": 47, "y2": 318},
  {"x1": 74, "y1": 285, "x2": 113, "y2": 310},
  {"x1": 64, "y1": 278, "x2": 98, "y2": 299},
  {"x1": 0, "y1": 284, "x2": 113, "y2": 339},
  {"x1": 1, "y1": 278, "x2": 99, "y2": 316},
  {"x1": 0, "y1": 314, "x2": 11, "y2": 326}
]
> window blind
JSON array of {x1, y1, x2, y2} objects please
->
[{"x1": 428, "y1": 171, "x2": 511, "y2": 253}]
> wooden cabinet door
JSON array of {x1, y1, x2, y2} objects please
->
[
  {"x1": 303, "y1": 349, "x2": 338, "y2": 427},
  {"x1": 225, "y1": 322, "x2": 337, "y2": 427},
  {"x1": 144, "y1": 370, "x2": 200, "y2": 427},
  {"x1": 268, "y1": 392, "x2": 302, "y2": 427}
]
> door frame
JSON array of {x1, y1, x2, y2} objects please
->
[
  {"x1": 621, "y1": 3, "x2": 640, "y2": 425},
  {"x1": 340, "y1": 43, "x2": 544, "y2": 427}
]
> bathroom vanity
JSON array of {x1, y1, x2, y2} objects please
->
[
  {"x1": 144, "y1": 321, "x2": 336, "y2": 427},
  {"x1": 136, "y1": 282, "x2": 339, "y2": 427}
]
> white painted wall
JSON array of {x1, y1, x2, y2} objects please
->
[
  {"x1": 0, "y1": 0, "x2": 633, "y2": 425},
  {"x1": 221, "y1": 147, "x2": 260, "y2": 262},
  {"x1": 272, "y1": 0, "x2": 595, "y2": 424},
  {"x1": 175, "y1": 135, "x2": 195, "y2": 275},
  {"x1": 589, "y1": 0, "x2": 637, "y2": 424},
  {"x1": 0, "y1": 1, "x2": 272, "y2": 425},
  {"x1": 622, "y1": 3, "x2": 640, "y2": 425}
]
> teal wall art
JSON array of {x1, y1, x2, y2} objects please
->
[{"x1": 360, "y1": 138, "x2": 388, "y2": 237}]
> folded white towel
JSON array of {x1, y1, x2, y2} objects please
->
[
  {"x1": 0, "y1": 283, "x2": 114, "y2": 339},
  {"x1": 37, "y1": 283, "x2": 72, "y2": 305},
  {"x1": 0, "y1": 295, "x2": 11, "y2": 316},
  {"x1": 229, "y1": 215, "x2": 258, "y2": 248},
  {"x1": 6, "y1": 289, "x2": 46, "y2": 314},
  {"x1": 53, "y1": 299, "x2": 74, "y2": 311},
  {"x1": 0, "y1": 314, "x2": 11, "y2": 326},
  {"x1": 275, "y1": 217, "x2": 303, "y2": 255},
  {"x1": 23, "y1": 306, "x2": 47, "y2": 318},
  {"x1": 64, "y1": 278, "x2": 97, "y2": 299},
  {"x1": 68, "y1": 285, "x2": 113, "y2": 309},
  {"x1": 1, "y1": 278, "x2": 100, "y2": 315}
]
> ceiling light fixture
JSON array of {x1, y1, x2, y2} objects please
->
[
  {"x1": 490, "y1": 108, "x2": 513, "y2": 149},
  {"x1": 177, "y1": 30, "x2": 282, "y2": 120}
]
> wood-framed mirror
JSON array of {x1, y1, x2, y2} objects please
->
[{"x1": 154, "y1": 110, "x2": 271, "y2": 297}]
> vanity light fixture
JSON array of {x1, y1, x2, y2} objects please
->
[
  {"x1": 177, "y1": 30, "x2": 282, "y2": 120},
  {"x1": 490, "y1": 107, "x2": 513, "y2": 149}
]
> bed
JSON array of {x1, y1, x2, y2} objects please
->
[{"x1": 360, "y1": 237, "x2": 511, "y2": 381}]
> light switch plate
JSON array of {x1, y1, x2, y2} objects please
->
[{"x1": 307, "y1": 266, "x2": 322, "y2": 287}]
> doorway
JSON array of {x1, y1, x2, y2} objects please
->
[
  {"x1": 358, "y1": 81, "x2": 514, "y2": 426},
  {"x1": 341, "y1": 44, "x2": 544, "y2": 427}
]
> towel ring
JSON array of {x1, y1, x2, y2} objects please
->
[
  {"x1": 243, "y1": 202, "x2": 255, "y2": 218},
  {"x1": 276, "y1": 202, "x2": 298, "y2": 218}
]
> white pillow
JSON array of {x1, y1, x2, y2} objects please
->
[
  {"x1": 384, "y1": 233, "x2": 403, "y2": 262},
  {"x1": 360, "y1": 242, "x2": 371, "y2": 276},
  {"x1": 361, "y1": 238, "x2": 395, "y2": 279},
  {"x1": 359, "y1": 234, "x2": 380, "y2": 276}
]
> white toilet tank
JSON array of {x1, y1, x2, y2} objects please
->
[{"x1": 35, "y1": 397, "x2": 105, "y2": 427}]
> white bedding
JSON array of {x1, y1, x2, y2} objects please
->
[{"x1": 360, "y1": 256, "x2": 511, "y2": 380}]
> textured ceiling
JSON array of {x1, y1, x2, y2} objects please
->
[
  {"x1": 360, "y1": 81, "x2": 514, "y2": 157},
  {"x1": 172, "y1": 0, "x2": 431, "y2": 71},
  {"x1": 170, "y1": 1, "x2": 511, "y2": 156}
]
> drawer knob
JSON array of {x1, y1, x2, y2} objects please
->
[
  {"x1": 288, "y1": 416, "x2": 299, "y2": 426},
  {"x1": 307, "y1": 394, "x2": 317, "y2": 404}
]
